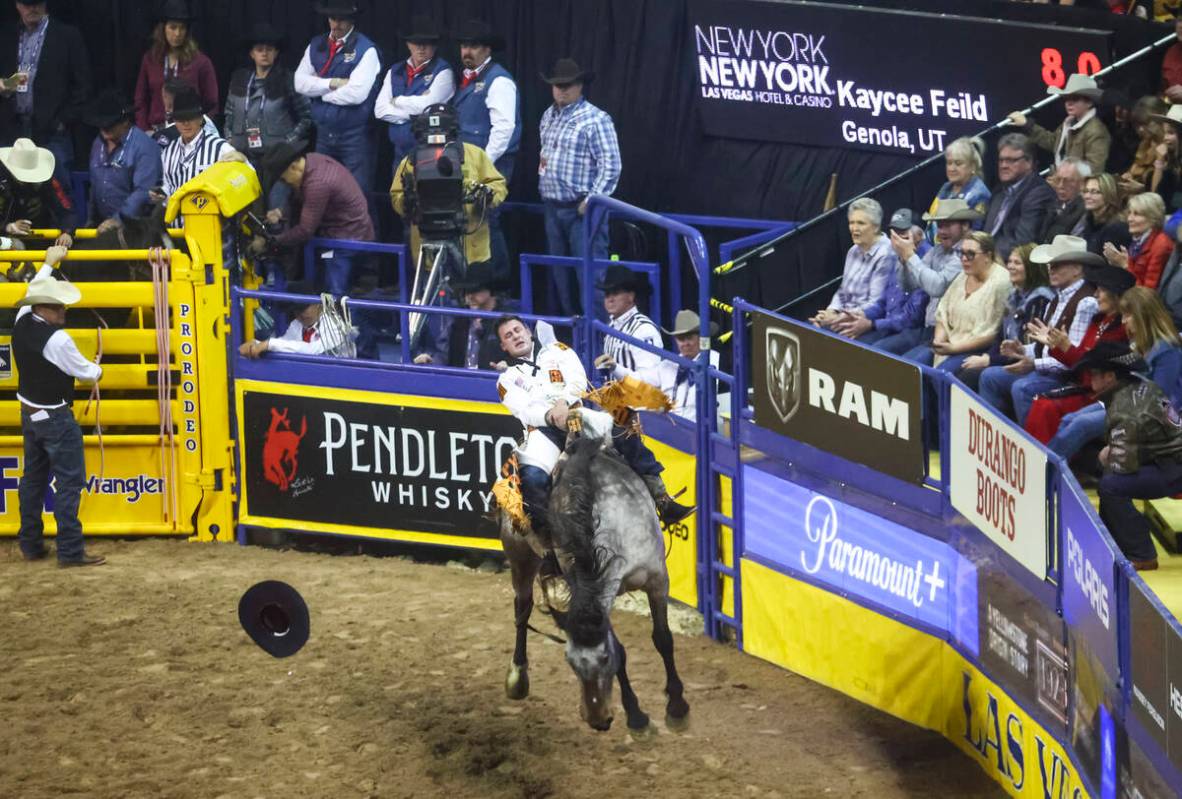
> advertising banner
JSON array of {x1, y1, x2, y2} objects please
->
[
  {"x1": 239, "y1": 388, "x2": 520, "y2": 540},
  {"x1": 949, "y1": 384, "x2": 1049, "y2": 579},
  {"x1": 743, "y1": 463, "x2": 977, "y2": 639},
  {"x1": 977, "y1": 568, "x2": 1069, "y2": 736},
  {"x1": 1060, "y1": 480, "x2": 1119, "y2": 682},
  {"x1": 1128, "y1": 579, "x2": 1170, "y2": 757},
  {"x1": 688, "y1": 0, "x2": 1112, "y2": 156},
  {"x1": 751, "y1": 311, "x2": 924, "y2": 483}
]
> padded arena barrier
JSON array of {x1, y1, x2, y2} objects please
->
[{"x1": 0, "y1": 161, "x2": 260, "y2": 541}]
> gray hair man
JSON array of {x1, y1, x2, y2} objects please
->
[
  {"x1": 1041, "y1": 157, "x2": 1091, "y2": 243},
  {"x1": 983, "y1": 132, "x2": 1057, "y2": 260}
]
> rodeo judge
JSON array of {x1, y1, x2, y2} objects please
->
[{"x1": 14, "y1": 244, "x2": 105, "y2": 566}]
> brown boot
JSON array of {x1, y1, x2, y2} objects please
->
[
  {"x1": 1132, "y1": 558, "x2": 1159, "y2": 572},
  {"x1": 641, "y1": 474, "x2": 695, "y2": 526}
]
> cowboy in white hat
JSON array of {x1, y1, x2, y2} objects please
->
[
  {"x1": 12, "y1": 244, "x2": 105, "y2": 567},
  {"x1": 0, "y1": 137, "x2": 76, "y2": 249},
  {"x1": 1006, "y1": 73, "x2": 1111, "y2": 174}
]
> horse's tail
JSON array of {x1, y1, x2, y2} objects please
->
[{"x1": 547, "y1": 436, "x2": 601, "y2": 576}]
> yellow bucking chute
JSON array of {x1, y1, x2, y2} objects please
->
[
  {"x1": 165, "y1": 161, "x2": 261, "y2": 223},
  {"x1": 584, "y1": 375, "x2": 674, "y2": 418}
]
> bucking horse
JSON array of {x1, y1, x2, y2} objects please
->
[{"x1": 498, "y1": 423, "x2": 691, "y2": 733}]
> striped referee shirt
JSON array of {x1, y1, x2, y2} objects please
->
[
  {"x1": 605, "y1": 306, "x2": 661, "y2": 373},
  {"x1": 161, "y1": 130, "x2": 232, "y2": 197}
]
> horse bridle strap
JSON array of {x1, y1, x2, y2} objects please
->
[{"x1": 527, "y1": 623, "x2": 566, "y2": 645}]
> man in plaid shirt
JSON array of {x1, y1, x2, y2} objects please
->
[{"x1": 538, "y1": 58, "x2": 621, "y2": 317}]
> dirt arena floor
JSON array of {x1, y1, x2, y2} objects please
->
[{"x1": 0, "y1": 539, "x2": 1004, "y2": 799}]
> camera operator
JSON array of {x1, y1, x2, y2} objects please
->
[{"x1": 252, "y1": 139, "x2": 373, "y2": 296}]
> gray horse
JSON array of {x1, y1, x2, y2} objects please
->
[{"x1": 500, "y1": 435, "x2": 690, "y2": 732}]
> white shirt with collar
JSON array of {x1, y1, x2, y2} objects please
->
[
  {"x1": 15, "y1": 264, "x2": 102, "y2": 409},
  {"x1": 294, "y1": 27, "x2": 381, "y2": 107},
  {"x1": 374, "y1": 59, "x2": 456, "y2": 124},
  {"x1": 465, "y1": 56, "x2": 517, "y2": 164}
]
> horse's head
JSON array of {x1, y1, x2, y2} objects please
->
[{"x1": 562, "y1": 591, "x2": 617, "y2": 731}]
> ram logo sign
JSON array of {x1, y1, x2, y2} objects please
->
[{"x1": 764, "y1": 326, "x2": 800, "y2": 423}]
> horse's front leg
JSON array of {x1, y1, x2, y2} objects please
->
[
  {"x1": 504, "y1": 534, "x2": 540, "y2": 700},
  {"x1": 647, "y1": 589, "x2": 690, "y2": 727},
  {"x1": 611, "y1": 628, "x2": 650, "y2": 731}
]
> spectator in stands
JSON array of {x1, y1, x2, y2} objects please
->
[
  {"x1": 958, "y1": 243, "x2": 1056, "y2": 392},
  {"x1": 1086, "y1": 342, "x2": 1182, "y2": 570},
  {"x1": 412, "y1": 262, "x2": 512, "y2": 369},
  {"x1": 1040, "y1": 158, "x2": 1090, "y2": 242},
  {"x1": 985, "y1": 133, "x2": 1056, "y2": 261},
  {"x1": 83, "y1": 89, "x2": 161, "y2": 231},
  {"x1": 1161, "y1": 16, "x2": 1182, "y2": 102},
  {"x1": 239, "y1": 281, "x2": 339, "y2": 358},
  {"x1": 975, "y1": 236, "x2": 1099, "y2": 422},
  {"x1": 1079, "y1": 173, "x2": 1130, "y2": 255},
  {"x1": 133, "y1": 0, "x2": 217, "y2": 138},
  {"x1": 1007, "y1": 74, "x2": 1110, "y2": 174},
  {"x1": 810, "y1": 198, "x2": 892, "y2": 327},
  {"x1": 1101, "y1": 88, "x2": 1138, "y2": 175},
  {"x1": 295, "y1": 1, "x2": 381, "y2": 197},
  {"x1": 1148, "y1": 104, "x2": 1182, "y2": 211},
  {"x1": 1119, "y1": 96, "x2": 1168, "y2": 195},
  {"x1": 0, "y1": 138, "x2": 75, "y2": 247},
  {"x1": 831, "y1": 226, "x2": 928, "y2": 356},
  {"x1": 224, "y1": 24, "x2": 312, "y2": 173},
  {"x1": 888, "y1": 209, "x2": 930, "y2": 258},
  {"x1": 923, "y1": 137, "x2": 990, "y2": 242},
  {"x1": 912, "y1": 231, "x2": 1010, "y2": 372},
  {"x1": 374, "y1": 16, "x2": 455, "y2": 171},
  {"x1": 0, "y1": 0, "x2": 90, "y2": 189},
  {"x1": 892, "y1": 198, "x2": 976, "y2": 356},
  {"x1": 256, "y1": 140, "x2": 373, "y2": 297},
  {"x1": 1048, "y1": 287, "x2": 1182, "y2": 465},
  {"x1": 538, "y1": 58, "x2": 622, "y2": 318},
  {"x1": 453, "y1": 19, "x2": 520, "y2": 282},
  {"x1": 1024, "y1": 262, "x2": 1132, "y2": 440},
  {"x1": 592, "y1": 265, "x2": 662, "y2": 374},
  {"x1": 152, "y1": 85, "x2": 233, "y2": 200},
  {"x1": 1103, "y1": 192, "x2": 1172, "y2": 289}
]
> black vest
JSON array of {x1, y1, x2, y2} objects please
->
[{"x1": 13, "y1": 312, "x2": 75, "y2": 405}]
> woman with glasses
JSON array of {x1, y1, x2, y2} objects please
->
[
  {"x1": 1079, "y1": 173, "x2": 1131, "y2": 255},
  {"x1": 909, "y1": 231, "x2": 1010, "y2": 373},
  {"x1": 923, "y1": 137, "x2": 990, "y2": 242}
]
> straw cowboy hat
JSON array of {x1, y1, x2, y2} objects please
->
[
  {"x1": 17, "y1": 274, "x2": 81, "y2": 307},
  {"x1": 1030, "y1": 234, "x2": 1107, "y2": 268},
  {"x1": 1047, "y1": 73, "x2": 1102, "y2": 101},
  {"x1": 1150, "y1": 103, "x2": 1182, "y2": 128},
  {"x1": 921, "y1": 198, "x2": 982, "y2": 222},
  {"x1": 0, "y1": 138, "x2": 54, "y2": 184},
  {"x1": 661, "y1": 309, "x2": 718, "y2": 337}
]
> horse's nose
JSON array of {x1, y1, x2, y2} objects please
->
[{"x1": 590, "y1": 715, "x2": 613, "y2": 732}]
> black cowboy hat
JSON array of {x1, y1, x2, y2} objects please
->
[
  {"x1": 596, "y1": 264, "x2": 649, "y2": 294},
  {"x1": 540, "y1": 58, "x2": 593, "y2": 85},
  {"x1": 243, "y1": 22, "x2": 285, "y2": 49},
  {"x1": 238, "y1": 581, "x2": 310, "y2": 658},
  {"x1": 1071, "y1": 341, "x2": 1147, "y2": 376},
  {"x1": 315, "y1": 0, "x2": 358, "y2": 17},
  {"x1": 1083, "y1": 262, "x2": 1137, "y2": 296},
  {"x1": 261, "y1": 139, "x2": 310, "y2": 183},
  {"x1": 453, "y1": 19, "x2": 505, "y2": 50},
  {"x1": 83, "y1": 89, "x2": 135, "y2": 129},
  {"x1": 169, "y1": 84, "x2": 204, "y2": 121},
  {"x1": 158, "y1": 0, "x2": 192, "y2": 22},
  {"x1": 281, "y1": 281, "x2": 320, "y2": 311},
  {"x1": 452, "y1": 261, "x2": 497, "y2": 293},
  {"x1": 402, "y1": 14, "x2": 441, "y2": 43}
]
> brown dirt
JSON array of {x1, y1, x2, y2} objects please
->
[{"x1": 0, "y1": 539, "x2": 1004, "y2": 799}]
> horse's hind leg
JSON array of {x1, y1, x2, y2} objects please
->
[
  {"x1": 611, "y1": 628, "x2": 649, "y2": 731},
  {"x1": 648, "y1": 590, "x2": 690, "y2": 727},
  {"x1": 504, "y1": 535, "x2": 540, "y2": 700}
]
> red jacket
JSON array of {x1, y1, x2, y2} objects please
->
[
  {"x1": 134, "y1": 51, "x2": 219, "y2": 131},
  {"x1": 1127, "y1": 228, "x2": 1173, "y2": 290},
  {"x1": 1052, "y1": 312, "x2": 1128, "y2": 388}
]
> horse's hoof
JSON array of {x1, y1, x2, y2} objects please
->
[
  {"x1": 665, "y1": 708, "x2": 690, "y2": 732},
  {"x1": 505, "y1": 665, "x2": 530, "y2": 700},
  {"x1": 626, "y1": 711, "x2": 650, "y2": 732}
]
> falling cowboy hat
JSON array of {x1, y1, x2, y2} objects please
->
[
  {"x1": 921, "y1": 197, "x2": 982, "y2": 222},
  {"x1": 453, "y1": 18, "x2": 505, "y2": 50},
  {"x1": 596, "y1": 264, "x2": 649, "y2": 294},
  {"x1": 1070, "y1": 340, "x2": 1147, "y2": 377},
  {"x1": 238, "y1": 580, "x2": 310, "y2": 658},
  {"x1": 402, "y1": 14, "x2": 441, "y2": 43},
  {"x1": 540, "y1": 58, "x2": 594, "y2": 85},
  {"x1": 1030, "y1": 234, "x2": 1107, "y2": 268},
  {"x1": 1047, "y1": 73, "x2": 1103, "y2": 101},
  {"x1": 0, "y1": 138, "x2": 54, "y2": 184},
  {"x1": 17, "y1": 272, "x2": 81, "y2": 307},
  {"x1": 661, "y1": 309, "x2": 718, "y2": 337}
]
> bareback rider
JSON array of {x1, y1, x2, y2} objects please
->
[{"x1": 494, "y1": 315, "x2": 693, "y2": 539}]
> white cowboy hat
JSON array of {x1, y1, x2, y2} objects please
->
[
  {"x1": 1150, "y1": 103, "x2": 1182, "y2": 128},
  {"x1": 1047, "y1": 74, "x2": 1102, "y2": 101},
  {"x1": 0, "y1": 138, "x2": 55, "y2": 184},
  {"x1": 1029, "y1": 234, "x2": 1106, "y2": 268},
  {"x1": 17, "y1": 274, "x2": 81, "y2": 307},
  {"x1": 921, "y1": 198, "x2": 982, "y2": 222}
]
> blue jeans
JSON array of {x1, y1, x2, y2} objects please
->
[
  {"x1": 316, "y1": 126, "x2": 374, "y2": 197},
  {"x1": 489, "y1": 153, "x2": 515, "y2": 285},
  {"x1": 543, "y1": 201, "x2": 610, "y2": 317},
  {"x1": 1099, "y1": 460, "x2": 1182, "y2": 561},
  {"x1": 322, "y1": 251, "x2": 358, "y2": 297},
  {"x1": 860, "y1": 326, "x2": 924, "y2": 356},
  {"x1": 1048, "y1": 402, "x2": 1106, "y2": 460},
  {"x1": 18, "y1": 405, "x2": 86, "y2": 561}
]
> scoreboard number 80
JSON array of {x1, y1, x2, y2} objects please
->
[{"x1": 1041, "y1": 48, "x2": 1102, "y2": 89}]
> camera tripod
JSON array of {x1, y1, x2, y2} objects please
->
[{"x1": 407, "y1": 237, "x2": 467, "y2": 347}]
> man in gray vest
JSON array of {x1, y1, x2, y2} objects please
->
[{"x1": 13, "y1": 244, "x2": 104, "y2": 566}]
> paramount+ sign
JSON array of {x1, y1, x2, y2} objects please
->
[{"x1": 752, "y1": 312, "x2": 924, "y2": 484}]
